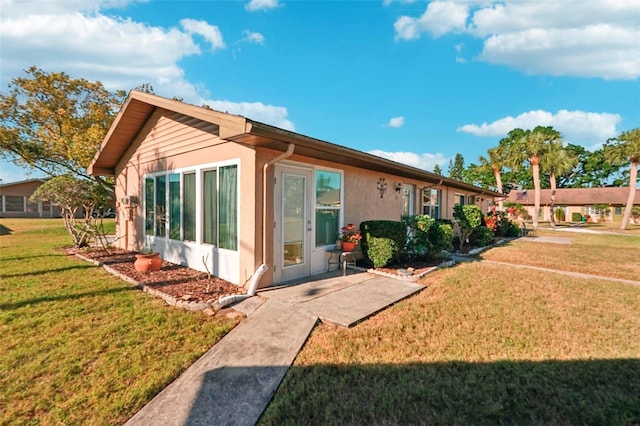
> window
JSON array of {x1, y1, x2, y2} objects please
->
[
  {"x1": 145, "y1": 178, "x2": 154, "y2": 235},
  {"x1": 183, "y1": 173, "x2": 196, "y2": 241},
  {"x1": 615, "y1": 206, "x2": 622, "y2": 215},
  {"x1": 422, "y1": 189, "x2": 440, "y2": 219},
  {"x1": 454, "y1": 194, "x2": 466, "y2": 206},
  {"x1": 169, "y1": 174, "x2": 180, "y2": 240},
  {"x1": 5, "y1": 196, "x2": 25, "y2": 212},
  {"x1": 144, "y1": 163, "x2": 238, "y2": 251},
  {"x1": 402, "y1": 185, "x2": 414, "y2": 217},
  {"x1": 203, "y1": 165, "x2": 238, "y2": 249},
  {"x1": 155, "y1": 175, "x2": 166, "y2": 237},
  {"x1": 203, "y1": 170, "x2": 218, "y2": 245},
  {"x1": 218, "y1": 165, "x2": 238, "y2": 250},
  {"x1": 315, "y1": 170, "x2": 342, "y2": 247}
]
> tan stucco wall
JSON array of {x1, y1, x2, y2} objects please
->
[{"x1": 112, "y1": 110, "x2": 258, "y2": 285}]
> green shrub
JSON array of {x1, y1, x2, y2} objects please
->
[
  {"x1": 401, "y1": 214, "x2": 435, "y2": 258},
  {"x1": 366, "y1": 237, "x2": 398, "y2": 268},
  {"x1": 494, "y1": 211, "x2": 519, "y2": 237},
  {"x1": 470, "y1": 226, "x2": 495, "y2": 247},
  {"x1": 430, "y1": 222, "x2": 453, "y2": 253},
  {"x1": 452, "y1": 205, "x2": 483, "y2": 250},
  {"x1": 360, "y1": 220, "x2": 406, "y2": 267},
  {"x1": 571, "y1": 212, "x2": 583, "y2": 222},
  {"x1": 555, "y1": 208, "x2": 566, "y2": 221}
]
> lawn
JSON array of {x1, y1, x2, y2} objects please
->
[
  {"x1": 481, "y1": 229, "x2": 640, "y2": 281},
  {"x1": 261, "y1": 234, "x2": 640, "y2": 424},
  {"x1": 0, "y1": 219, "x2": 240, "y2": 425}
]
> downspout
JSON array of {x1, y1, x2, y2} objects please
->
[{"x1": 214, "y1": 143, "x2": 295, "y2": 310}]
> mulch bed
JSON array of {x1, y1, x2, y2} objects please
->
[
  {"x1": 68, "y1": 247, "x2": 245, "y2": 305},
  {"x1": 70, "y1": 247, "x2": 444, "y2": 306}
]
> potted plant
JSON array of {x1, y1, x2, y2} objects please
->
[
  {"x1": 339, "y1": 223, "x2": 362, "y2": 252},
  {"x1": 134, "y1": 246, "x2": 162, "y2": 272}
]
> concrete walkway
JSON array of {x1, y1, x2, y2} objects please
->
[{"x1": 126, "y1": 271, "x2": 424, "y2": 425}]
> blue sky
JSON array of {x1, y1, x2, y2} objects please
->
[{"x1": 1, "y1": 0, "x2": 639, "y2": 183}]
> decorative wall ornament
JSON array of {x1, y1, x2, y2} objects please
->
[{"x1": 376, "y1": 177, "x2": 388, "y2": 198}]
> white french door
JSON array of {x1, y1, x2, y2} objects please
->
[{"x1": 273, "y1": 166, "x2": 313, "y2": 283}]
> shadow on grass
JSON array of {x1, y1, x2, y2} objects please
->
[
  {"x1": 257, "y1": 359, "x2": 640, "y2": 425},
  {"x1": 0, "y1": 253, "x2": 66, "y2": 262},
  {"x1": 0, "y1": 285, "x2": 135, "y2": 310},
  {"x1": 0, "y1": 224, "x2": 12, "y2": 235},
  {"x1": 0, "y1": 263, "x2": 94, "y2": 279}
]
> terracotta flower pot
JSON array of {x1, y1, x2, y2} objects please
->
[
  {"x1": 134, "y1": 252, "x2": 162, "y2": 272},
  {"x1": 341, "y1": 241, "x2": 357, "y2": 252}
]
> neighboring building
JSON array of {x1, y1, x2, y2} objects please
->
[
  {"x1": 88, "y1": 91, "x2": 502, "y2": 288},
  {"x1": 506, "y1": 187, "x2": 640, "y2": 223},
  {"x1": 0, "y1": 178, "x2": 61, "y2": 218}
]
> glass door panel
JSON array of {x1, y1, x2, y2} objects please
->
[{"x1": 283, "y1": 174, "x2": 306, "y2": 267}]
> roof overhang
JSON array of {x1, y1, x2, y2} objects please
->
[{"x1": 88, "y1": 91, "x2": 503, "y2": 198}]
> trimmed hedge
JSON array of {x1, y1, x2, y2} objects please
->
[
  {"x1": 360, "y1": 220, "x2": 406, "y2": 268},
  {"x1": 572, "y1": 212, "x2": 583, "y2": 222}
]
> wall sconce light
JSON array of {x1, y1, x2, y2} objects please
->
[
  {"x1": 376, "y1": 177, "x2": 388, "y2": 198},
  {"x1": 395, "y1": 182, "x2": 402, "y2": 193}
]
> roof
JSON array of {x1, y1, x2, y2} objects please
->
[
  {"x1": 0, "y1": 178, "x2": 48, "y2": 188},
  {"x1": 88, "y1": 91, "x2": 502, "y2": 197},
  {"x1": 506, "y1": 187, "x2": 640, "y2": 206}
]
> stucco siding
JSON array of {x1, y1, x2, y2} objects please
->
[{"x1": 112, "y1": 112, "x2": 257, "y2": 285}]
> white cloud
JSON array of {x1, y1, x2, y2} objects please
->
[
  {"x1": 393, "y1": 0, "x2": 640, "y2": 80},
  {"x1": 203, "y1": 99, "x2": 295, "y2": 131},
  {"x1": 368, "y1": 150, "x2": 447, "y2": 172},
  {"x1": 457, "y1": 109, "x2": 622, "y2": 145},
  {"x1": 245, "y1": 0, "x2": 281, "y2": 12},
  {"x1": 180, "y1": 19, "x2": 225, "y2": 50},
  {"x1": 241, "y1": 30, "x2": 265, "y2": 44},
  {"x1": 386, "y1": 116, "x2": 405, "y2": 127},
  {"x1": 0, "y1": 1, "x2": 296, "y2": 132},
  {"x1": 394, "y1": 1, "x2": 469, "y2": 40},
  {"x1": 383, "y1": 0, "x2": 417, "y2": 6}
]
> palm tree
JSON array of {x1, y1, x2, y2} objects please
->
[
  {"x1": 506, "y1": 126, "x2": 559, "y2": 230},
  {"x1": 477, "y1": 145, "x2": 507, "y2": 210},
  {"x1": 541, "y1": 138, "x2": 577, "y2": 227},
  {"x1": 604, "y1": 128, "x2": 640, "y2": 230}
]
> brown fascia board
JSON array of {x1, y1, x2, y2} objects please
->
[
  {"x1": 88, "y1": 91, "x2": 247, "y2": 176},
  {"x1": 236, "y1": 120, "x2": 503, "y2": 197},
  {"x1": 87, "y1": 91, "x2": 502, "y2": 198}
]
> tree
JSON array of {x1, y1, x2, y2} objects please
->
[
  {"x1": 541, "y1": 139, "x2": 577, "y2": 227},
  {"x1": 560, "y1": 144, "x2": 626, "y2": 188},
  {"x1": 506, "y1": 126, "x2": 561, "y2": 230},
  {"x1": 448, "y1": 153, "x2": 465, "y2": 180},
  {"x1": 30, "y1": 175, "x2": 110, "y2": 247},
  {"x1": 0, "y1": 67, "x2": 125, "y2": 189},
  {"x1": 433, "y1": 164, "x2": 443, "y2": 175},
  {"x1": 604, "y1": 128, "x2": 640, "y2": 230},
  {"x1": 474, "y1": 145, "x2": 507, "y2": 209}
]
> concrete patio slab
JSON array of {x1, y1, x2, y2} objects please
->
[
  {"x1": 258, "y1": 271, "x2": 375, "y2": 304},
  {"x1": 294, "y1": 277, "x2": 424, "y2": 327}
]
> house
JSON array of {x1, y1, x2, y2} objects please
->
[
  {"x1": 506, "y1": 187, "x2": 640, "y2": 222},
  {"x1": 88, "y1": 91, "x2": 502, "y2": 288},
  {"x1": 0, "y1": 178, "x2": 62, "y2": 218}
]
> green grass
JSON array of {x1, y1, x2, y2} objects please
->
[
  {"x1": 481, "y1": 230, "x2": 640, "y2": 281},
  {"x1": 262, "y1": 236, "x2": 640, "y2": 424},
  {"x1": 0, "y1": 219, "x2": 240, "y2": 425}
]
